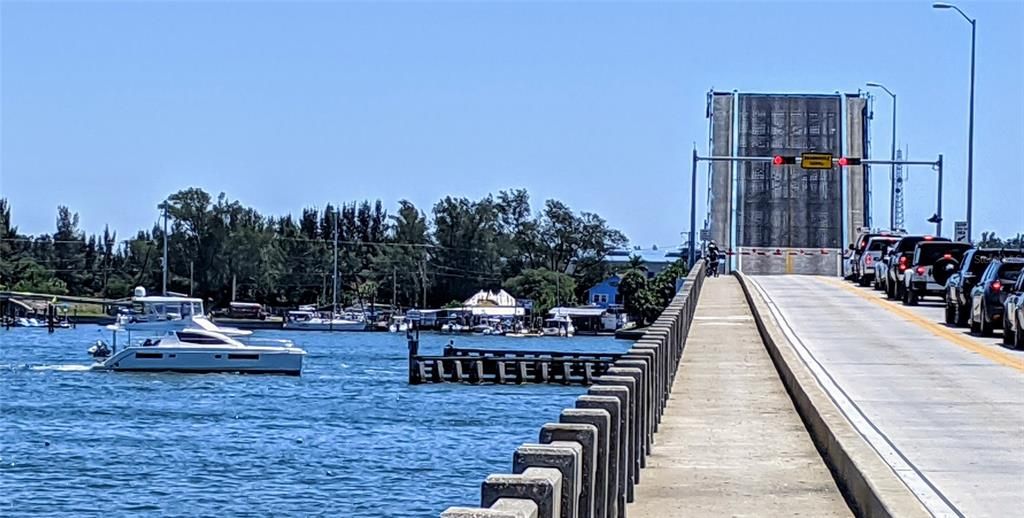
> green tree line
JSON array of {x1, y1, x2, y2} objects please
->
[{"x1": 0, "y1": 189, "x2": 636, "y2": 312}]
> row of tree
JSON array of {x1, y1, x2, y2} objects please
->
[{"x1": 2, "y1": 189, "x2": 671, "y2": 320}]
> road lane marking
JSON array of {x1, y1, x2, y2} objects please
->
[
  {"x1": 749, "y1": 276, "x2": 962, "y2": 517},
  {"x1": 823, "y1": 277, "x2": 1024, "y2": 372}
]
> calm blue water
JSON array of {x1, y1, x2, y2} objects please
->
[{"x1": 0, "y1": 326, "x2": 627, "y2": 516}]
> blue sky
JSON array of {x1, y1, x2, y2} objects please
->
[{"x1": 2, "y1": 0, "x2": 1022, "y2": 247}]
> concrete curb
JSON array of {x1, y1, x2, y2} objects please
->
[{"x1": 734, "y1": 272, "x2": 931, "y2": 518}]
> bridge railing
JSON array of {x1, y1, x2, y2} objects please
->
[{"x1": 439, "y1": 260, "x2": 707, "y2": 518}]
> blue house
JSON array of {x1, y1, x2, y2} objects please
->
[
  {"x1": 587, "y1": 275, "x2": 623, "y2": 308},
  {"x1": 587, "y1": 246, "x2": 689, "y2": 308}
]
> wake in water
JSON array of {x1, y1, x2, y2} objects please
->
[{"x1": 27, "y1": 364, "x2": 94, "y2": 372}]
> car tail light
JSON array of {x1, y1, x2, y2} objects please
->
[
  {"x1": 942, "y1": 254, "x2": 952, "y2": 259},
  {"x1": 865, "y1": 255, "x2": 873, "y2": 265},
  {"x1": 899, "y1": 264, "x2": 907, "y2": 272},
  {"x1": 916, "y1": 266, "x2": 926, "y2": 275},
  {"x1": 899, "y1": 256, "x2": 908, "y2": 265},
  {"x1": 992, "y1": 281, "x2": 1002, "y2": 292},
  {"x1": 924, "y1": 236, "x2": 934, "y2": 241}
]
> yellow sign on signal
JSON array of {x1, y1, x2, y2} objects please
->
[{"x1": 800, "y1": 152, "x2": 834, "y2": 170}]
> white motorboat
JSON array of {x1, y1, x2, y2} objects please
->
[
  {"x1": 88, "y1": 328, "x2": 305, "y2": 375},
  {"x1": 15, "y1": 317, "x2": 47, "y2": 328},
  {"x1": 283, "y1": 310, "x2": 367, "y2": 331},
  {"x1": 388, "y1": 316, "x2": 409, "y2": 333},
  {"x1": 541, "y1": 315, "x2": 575, "y2": 337}
]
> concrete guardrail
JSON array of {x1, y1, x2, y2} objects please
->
[{"x1": 440, "y1": 261, "x2": 707, "y2": 518}]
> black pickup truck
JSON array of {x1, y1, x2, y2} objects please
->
[{"x1": 945, "y1": 248, "x2": 1024, "y2": 326}]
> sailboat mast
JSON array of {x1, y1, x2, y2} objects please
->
[
  {"x1": 332, "y1": 208, "x2": 339, "y2": 317},
  {"x1": 162, "y1": 203, "x2": 168, "y2": 296}
]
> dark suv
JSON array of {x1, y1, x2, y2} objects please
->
[
  {"x1": 902, "y1": 241, "x2": 971, "y2": 305},
  {"x1": 881, "y1": 235, "x2": 949, "y2": 300},
  {"x1": 969, "y1": 257, "x2": 1024, "y2": 336},
  {"x1": 944, "y1": 248, "x2": 1024, "y2": 326}
]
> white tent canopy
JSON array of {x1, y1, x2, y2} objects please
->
[{"x1": 463, "y1": 289, "x2": 518, "y2": 307}]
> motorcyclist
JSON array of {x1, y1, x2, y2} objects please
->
[{"x1": 707, "y1": 241, "x2": 721, "y2": 277}]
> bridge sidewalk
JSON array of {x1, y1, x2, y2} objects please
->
[{"x1": 626, "y1": 276, "x2": 850, "y2": 517}]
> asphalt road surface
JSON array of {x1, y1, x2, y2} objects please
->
[{"x1": 752, "y1": 275, "x2": 1024, "y2": 518}]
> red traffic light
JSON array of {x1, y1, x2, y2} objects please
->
[
  {"x1": 773, "y1": 155, "x2": 783, "y2": 165},
  {"x1": 837, "y1": 157, "x2": 861, "y2": 166},
  {"x1": 772, "y1": 155, "x2": 796, "y2": 166},
  {"x1": 838, "y1": 157, "x2": 848, "y2": 166}
]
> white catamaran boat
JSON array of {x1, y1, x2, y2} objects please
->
[{"x1": 88, "y1": 328, "x2": 305, "y2": 375}]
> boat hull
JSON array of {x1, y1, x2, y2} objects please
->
[
  {"x1": 283, "y1": 321, "x2": 366, "y2": 331},
  {"x1": 96, "y1": 346, "x2": 304, "y2": 375}
]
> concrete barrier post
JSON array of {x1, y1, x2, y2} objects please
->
[
  {"x1": 442, "y1": 498, "x2": 540, "y2": 518},
  {"x1": 622, "y1": 350, "x2": 656, "y2": 431},
  {"x1": 587, "y1": 385, "x2": 630, "y2": 511},
  {"x1": 558, "y1": 408, "x2": 611, "y2": 518},
  {"x1": 537, "y1": 423, "x2": 597, "y2": 511},
  {"x1": 612, "y1": 361, "x2": 651, "y2": 455},
  {"x1": 482, "y1": 467, "x2": 564, "y2": 518},
  {"x1": 593, "y1": 375, "x2": 638, "y2": 499},
  {"x1": 575, "y1": 396, "x2": 620, "y2": 518},
  {"x1": 513, "y1": 442, "x2": 582, "y2": 518}
]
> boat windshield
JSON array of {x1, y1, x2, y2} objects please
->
[{"x1": 176, "y1": 331, "x2": 232, "y2": 345}]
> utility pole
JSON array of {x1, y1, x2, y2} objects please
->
[
  {"x1": 189, "y1": 260, "x2": 194, "y2": 297},
  {"x1": 392, "y1": 269, "x2": 397, "y2": 309},
  {"x1": 419, "y1": 258, "x2": 426, "y2": 308},
  {"x1": 933, "y1": 2, "x2": 977, "y2": 242}
]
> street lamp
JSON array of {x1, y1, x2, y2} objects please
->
[
  {"x1": 933, "y1": 2, "x2": 976, "y2": 243},
  {"x1": 866, "y1": 82, "x2": 897, "y2": 230}
]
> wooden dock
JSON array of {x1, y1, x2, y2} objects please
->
[{"x1": 407, "y1": 337, "x2": 620, "y2": 385}]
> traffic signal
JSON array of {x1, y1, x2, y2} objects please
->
[
  {"x1": 837, "y1": 157, "x2": 862, "y2": 166},
  {"x1": 772, "y1": 155, "x2": 797, "y2": 165}
]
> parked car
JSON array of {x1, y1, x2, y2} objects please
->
[
  {"x1": 902, "y1": 241, "x2": 971, "y2": 305},
  {"x1": 857, "y1": 236, "x2": 900, "y2": 288},
  {"x1": 969, "y1": 257, "x2": 1024, "y2": 336},
  {"x1": 1003, "y1": 273, "x2": 1024, "y2": 348},
  {"x1": 881, "y1": 235, "x2": 949, "y2": 300},
  {"x1": 848, "y1": 229, "x2": 904, "y2": 283},
  {"x1": 944, "y1": 248, "x2": 1024, "y2": 326}
]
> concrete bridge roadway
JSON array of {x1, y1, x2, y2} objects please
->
[{"x1": 750, "y1": 275, "x2": 1024, "y2": 517}]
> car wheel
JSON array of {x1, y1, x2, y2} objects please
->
[
  {"x1": 945, "y1": 301, "x2": 957, "y2": 325},
  {"x1": 956, "y1": 302, "x2": 970, "y2": 327},
  {"x1": 859, "y1": 276, "x2": 870, "y2": 287},
  {"x1": 905, "y1": 288, "x2": 918, "y2": 306},
  {"x1": 1003, "y1": 317, "x2": 1014, "y2": 346},
  {"x1": 886, "y1": 281, "x2": 896, "y2": 299},
  {"x1": 979, "y1": 304, "x2": 993, "y2": 337},
  {"x1": 970, "y1": 312, "x2": 980, "y2": 334}
]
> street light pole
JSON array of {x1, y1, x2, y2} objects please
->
[
  {"x1": 933, "y1": 2, "x2": 976, "y2": 242},
  {"x1": 866, "y1": 83, "x2": 897, "y2": 230}
]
